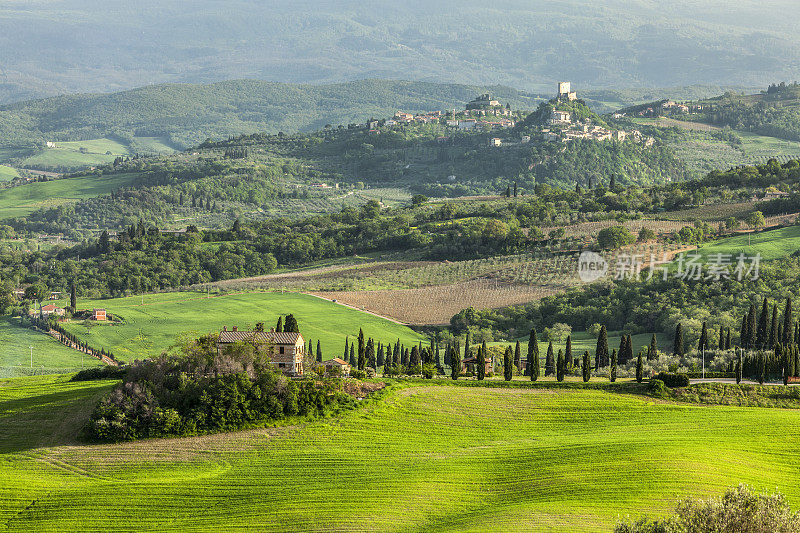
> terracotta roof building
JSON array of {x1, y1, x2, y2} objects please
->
[{"x1": 217, "y1": 327, "x2": 306, "y2": 376}]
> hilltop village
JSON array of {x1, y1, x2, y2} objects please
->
[{"x1": 370, "y1": 83, "x2": 653, "y2": 147}]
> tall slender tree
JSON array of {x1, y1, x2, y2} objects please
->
[
  {"x1": 747, "y1": 303, "x2": 757, "y2": 349},
  {"x1": 276, "y1": 316, "x2": 283, "y2": 333},
  {"x1": 343, "y1": 336, "x2": 349, "y2": 360},
  {"x1": 357, "y1": 329, "x2": 366, "y2": 370},
  {"x1": 725, "y1": 327, "x2": 731, "y2": 350},
  {"x1": 636, "y1": 351, "x2": 644, "y2": 383},
  {"x1": 718, "y1": 327, "x2": 724, "y2": 351},
  {"x1": 757, "y1": 298, "x2": 770, "y2": 348},
  {"x1": 769, "y1": 305, "x2": 779, "y2": 347},
  {"x1": 284, "y1": 314, "x2": 299, "y2": 333},
  {"x1": 504, "y1": 346, "x2": 513, "y2": 381},
  {"x1": 527, "y1": 329, "x2": 539, "y2": 378},
  {"x1": 698, "y1": 321, "x2": 708, "y2": 352},
  {"x1": 784, "y1": 297, "x2": 793, "y2": 345},
  {"x1": 556, "y1": 349, "x2": 564, "y2": 382},
  {"x1": 316, "y1": 340, "x2": 322, "y2": 363},
  {"x1": 565, "y1": 335, "x2": 573, "y2": 371},
  {"x1": 349, "y1": 344, "x2": 356, "y2": 367},
  {"x1": 736, "y1": 349, "x2": 742, "y2": 384},
  {"x1": 545, "y1": 341, "x2": 555, "y2": 376},
  {"x1": 450, "y1": 346, "x2": 461, "y2": 380},
  {"x1": 673, "y1": 323, "x2": 684, "y2": 356},
  {"x1": 740, "y1": 314, "x2": 749, "y2": 349},
  {"x1": 596, "y1": 326, "x2": 609, "y2": 368},
  {"x1": 409, "y1": 344, "x2": 419, "y2": 368},
  {"x1": 610, "y1": 349, "x2": 618, "y2": 382},
  {"x1": 514, "y1": 341, "x2": 521, "y2": 372},
  {"x1": 648, "y1": 333, "x2": 658, "y2": 361},
  {"x1": 582, "y1": 351, "x2": 590, "y2": 382},
  {"x1": 377, "y1": 343, "x2": 385, "y2": 368},
  {"x1": 477, "y1": 344, "x2": 486, "y2": 381},
  {"x1": 70, "y1": 284, "x2": 77, "y2": 311}
]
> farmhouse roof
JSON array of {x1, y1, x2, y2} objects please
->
[
  {"x1": 218, "y1": 330, "x2": 302, "y2": 345},
  {"x1": 324, "y1": 357, "x2": 349, "y2": 366},
  {"x1": 41, "y1": 304, "x2": 60, "y2": 312}
]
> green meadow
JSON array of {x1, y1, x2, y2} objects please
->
[
  {"x1": 0, "y1": 172, "x2": 139, "y2": 219},
  {"x1": 0, "y1": 165, "x2": 19, "y2": 181},
  {"x1": 0, "y1": 318, "x2": 102, "y2": 377},
  {"x1": 61, "y1": 291, "x2": 426, "y2": 362},
  {"x1": 1, "y1": 377, "x2": 799, "y2": 531},
  {"x1": 694, "y1": 225, "x2": 800, "y2": 263}
]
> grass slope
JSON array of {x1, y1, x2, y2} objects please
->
[
  {"x1": 61, "y1": 291, "x2": 426, "y2": 362},
  {"x1": 0, "y1": 172, "x2": 139, "y2": 219},
  {"x1": 0, "y1": 165, "x2": 19, "y2": 181},
  {"x1": 695, "y1": 225, "x2": 800, "y2": 263},
  {"x1": 1, "y1": 378, "x2": 799, "y2": 531},
  {"x1": 0, "y1": 318, "x2": 102, "y2": 378}
]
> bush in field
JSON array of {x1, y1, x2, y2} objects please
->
[
  {"x1": 86, "y1": 334, "x2": 355, "y2": 442},
  {"x1": 597, "y1": 225, "x2": 634, "y2": 249},
  {"x1": 615, "y1": 484, "x2": 800, "y2": 533},
  {"x1": 653, "y1": 372, "x2": 690, "y2": 388}
]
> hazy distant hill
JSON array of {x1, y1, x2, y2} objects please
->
[
  {"x1": 0, "y1": 0, "x2": 797, "y2": 104},
  {"x1": 0, "y1": 79, "x2": 542, "y2": 149}
]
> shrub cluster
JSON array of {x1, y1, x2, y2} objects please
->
[
  {"x1": 85, "y1": 335, "x2": 356, "y2": 442},
  {"x1": 653, "y1": 372, "x2": 690, "y2": 388},
  {"x1": 71, "y1": 365, "x2": 128, "y2": 382}
]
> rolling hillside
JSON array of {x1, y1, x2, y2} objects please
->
[
  {"x1": 59, "y1": 291, "x2": 426, "y2": 362},
  {"x1": 1, "y1": 378, "x2": 799, "y2": 531}
]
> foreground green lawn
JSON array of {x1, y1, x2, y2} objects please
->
[
  {"x1": 0, "y1": 172, "x2": 139, "y2": 219},
  {"x1": 0, "y1": 318, "x2": 102, "y2": 378},
  {"x1": 1, "y1": 376, "x2": 799, "y2": 531},
  {"x1": 62, "y1": 291, "x2": 426, "y2": 361}
]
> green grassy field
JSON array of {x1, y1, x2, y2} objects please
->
[
  {"x1": 1, "y1": 377, "x2": 799, "y2": 531},
  {"x1": 61, "y1": 291, "x2": 426, "y2": 362},
  {"x1": 0, "y1": 318, "x2": 102, "y2": 378},
  {"x1": 694, "y1": 225, "x2": 800, "y2": 263},
  {"x1": 0, "y1": 165, "x2": 20, "y2": 181},
  {"x1": 0, "y1": 172, "x2": 139, "y2": 219}
]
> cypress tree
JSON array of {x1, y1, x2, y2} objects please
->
[
  {"x1": 504, "y1": 347, "x2": 513, "y2": 381},
  {"x1": 718, "y1": 327, "x2": 724, "y2": 351},
  {"x1": 477, "y1": 345, "x2": 486, "y2": 381},
  {"x1": 482, "y1": 340, "x2": 488, "y2": 372},
  {"x1": 464, "y1": 331, "x2": 471, "y2": 361},
  {"x1": 402, "y1": 347, "x2": 409, "y2": 366},
  {"x1": 308, "y1": 340, "x2": 314, "y2": 360},
  {"x1": 736, "y1": 349, "x2": 742, "y2": 384},
  {"x1": 349, "y1": 344, "x2": 356, "y2": 367},
  {"x1": 673, "y1": 323, "x2": 684, "y2": 356},
  {"x1": 778, "y1": 323, "x2": 784, "y2": 348},
  {"x1": 610, "y1": 349, "x2": 617, "y2": 382},
  {"x1": 769, "y1": 304, "x2": 779, "y2": 348},
  {"x1": 758, "y1": 351, "x2": 766, "y2": 384},
  {"x1": 757, "y1": 298, "x2": 769, "y2": 348},
  {"x1": 795, "y1": 345, "x2": 800, "y2": 378},
  {"x1": 70, "y1": 284, "x2": 77, "y2": 311},
  {"x1": 527, "y1": 329, "x2": 539, "y2": 378},
  {"x1": 582, "y1": 351, "x2": 590, "y2": 382},
  {"x1": 784, "y1": 297, "x2": 793, "y2": 345},
  {"x1": 698, "y1": 322, "x2": 708, "y2": 352},
  {"x1": 565, "y1": 335, "x2": 572, "y2": 371},
  {"x1": 450, "y1": 347, "x2": 461, "y2": 380},
  {"x1": 740, "y1": 314, "x2": 748, "y2": 349},
  {"x1": 783, "y1": 346, "x2": 790, "y2": 386},
  {"x1": 725, "y1": 327, "x2": 731, "y2": 350},
  {"x1": 648, "y1": 333, "x2": 658, "y2": 361},
  {"x1": 284, "y1": 314, "x2": 299, "y2": 333},
  {"x1": 626, "y1": 335, "x2": 634, "y2": 365},
  {"x1": 556, "y1": 349, "x2": 564, "y2": 382},
  {"x1": 618, "y1": 335, "x2": 628, "y2": 365},
  {"x1": 596, "y1": 326, "x2": 609, "y2": 368},
  {"x1": 636, "y1": 351, "x2": 643, "y2": 383},
  {"x1": 514, "y1": 341, "x2": 521, "y2": 372},
  {"x1": 316, "y1": 340, "x2": 322, "y2": 363},
  {"x1": 344, "y1": 336, "x2": 349, "y2": 360},
  {"x1": 367, "y1": 338, "x2": 377, "y2": 368},
  {"x1": 747, "y1": 303, "x2": 757, "y2": 349},
  {"x1": 545, "y1": 341, "x2": 555, "y2": 376},
  {"x1": 410, "y1": 344, "x2": 420, "y2": 368},
  {"x1": 276, "y1": 316, "x2": 283, "y2": 333},
  {"x1": 377, "y1": 343, "x2": 385, "y2": 368},
  {"x1": 357, "y1": 329, "x2": 366, "y2": 370}
]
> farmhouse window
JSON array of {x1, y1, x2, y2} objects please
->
[{"x1": 279, "y1": 346, "x2": 285, "y2": 354}]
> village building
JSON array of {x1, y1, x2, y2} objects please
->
[
  {"x1": 466, "y1": 93, "x2": 501, "y2": 110},
  {"x1": 489, "y1": 138, "x2": 502, "y2": 147},
  {"x1": 217, "y1": 326, "x2": 306, "y2": 377},
  {"x1": 549, "y1": 110, "x2": 571, "y2": 125}
]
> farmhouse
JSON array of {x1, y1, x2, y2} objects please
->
[
  {"x1": 763, "y1": 187, "x2": 790, "y2": 201},
  {"x1": 29, "y1": 304, "x2": 65, "y2": 317},
  {"x1": 217, "y1": 326, "x2": 306, "y2": 377},
  {"x1": 462, "y1": 355, "x2": 493, "y2": 376},
  {"x1": 322, "y1": 357, "x2": 351, "y2": 376},
  {"x1": 92, "y1": 309, "x2": 107, "y2": 321}
]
